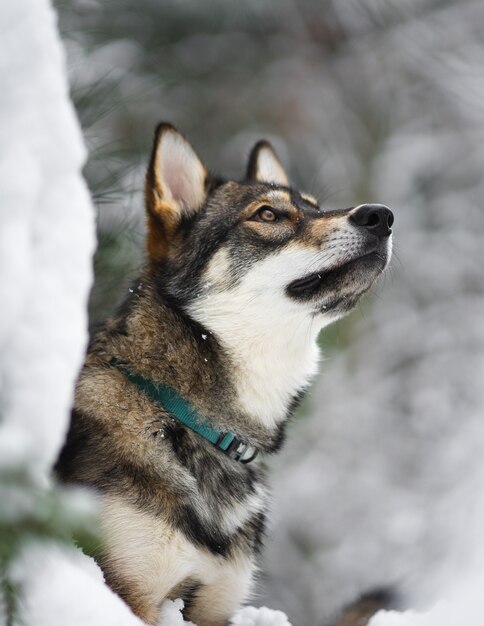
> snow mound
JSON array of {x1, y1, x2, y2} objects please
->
[
  {"x1": 232, "y1": 605, "x2": 292, "y2": 626},
  {"x1": 0, "y1": 0, "x2": 95, "y2": 481},
  {"x1": 11, "y1": 542, "x2": 145, "y2": 626},
  {"x1": 370, "y1": 575, "x2": 484, "y2": 626}
]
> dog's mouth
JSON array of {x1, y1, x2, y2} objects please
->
[{"x1": 287, "y1": 251, "x2": 387, "y2": 303}]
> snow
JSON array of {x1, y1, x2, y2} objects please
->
[
  {"x1": 231, "y1": 606, "x2": 292, "y2": 626},
  {"x1": 11, "y1": 543, "x2": 146, "y2": 626},
  {"x1": 0, "y1": 0, "x2": 95, "y2": 481},
  {"x1": 370, "y1": 575, "x2": 484, "y2": 626},
  {"x1": 10, "y1": 539, "x2": 293, "y2": 626},
  {"x1": 158, "y1": 599, "x2": 195, "y2": 626}
]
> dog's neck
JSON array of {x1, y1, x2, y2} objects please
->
[
  {"x1": 187, "y1": 283, "x2": 329, "y2": 431},
  {"x1": 101, "y1": 275, "x2": 327, "y2": 447},
  {"x1": 198, "y1": 308, "x2": 321, "y2": 430}
]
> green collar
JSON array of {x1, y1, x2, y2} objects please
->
[{"x1": 111, "y1": 359, "x2": 258, "y2": 463}]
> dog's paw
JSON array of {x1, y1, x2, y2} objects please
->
[{"x1": 231, "y1": 606, "x2": 293, "y2": 626}]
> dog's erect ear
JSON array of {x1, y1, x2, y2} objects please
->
[
  {"x1": 246, "y1": 140, "x2": 289, "y2": 186},
  {"x1": 145, "y1": 123, "x2": 208, "y2": 261}
]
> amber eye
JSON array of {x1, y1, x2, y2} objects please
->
[{"x1": 255, "y1": 206, "x2": 278, "y2": 222}]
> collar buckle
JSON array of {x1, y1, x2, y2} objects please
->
[{"x1": 222, "y1": 436, "x2": 259, "y2": 464}]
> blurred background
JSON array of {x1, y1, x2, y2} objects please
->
[{"x1": 55, "y1": 0, "x2": 484, "y2": 623}]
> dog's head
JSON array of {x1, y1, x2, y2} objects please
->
[{"x1": 145, "y1": 124, "x2": 392, "y2": 330}]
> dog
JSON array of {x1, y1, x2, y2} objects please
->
[{"x1": 55, "y1": 123, "x2": 393, "y2": 626}]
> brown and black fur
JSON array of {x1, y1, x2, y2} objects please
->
[
  {"x1": 56, "y1": 281, "x2": 270, "y2": 623},
  {"x1": 56, "y1": 123, "x2": 393, "y2": 625}
]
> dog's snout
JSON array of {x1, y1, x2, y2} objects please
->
[{"x1": 350, "y1": 204, "x2": 394, "y2": 238}]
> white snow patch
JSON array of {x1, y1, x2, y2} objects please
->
[
  {"x1": 370, "y1": 575, "x2": 484, "y2": 626},
  {"x1": 231, "y1": 606, "x2": 292, "y2": 626},
  {"x1": 11, "y1": 542, "x2": 146, "y2": 626},
  {"x1": 158, "y1": 599, "x2": 195, "y2": 626},
  {"x1": 0, "y1": 0, "x2": 95, "y2": 479}
]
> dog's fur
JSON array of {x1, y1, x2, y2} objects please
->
[{"x1": 56, "y1": 124, "x2": 392, "y2": 626}]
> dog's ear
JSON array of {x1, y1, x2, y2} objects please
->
[
  {"x1": 145, "y1": 123, "x2": 208, "y2": 261},
  {"x1": 246, "y1": 140, "x2": 289, "y2": 186}
]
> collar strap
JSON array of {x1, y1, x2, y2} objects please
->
[{"x1": 111, "y1": 359, "x2": 258, "y2": 464}]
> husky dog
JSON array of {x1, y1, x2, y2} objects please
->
[{"x1": 56, "y1": 124, "x2": 393, "y2": 626}]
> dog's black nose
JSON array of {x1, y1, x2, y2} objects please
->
[{"x1": 350, "y1": 204, "x2": 394, "y2": 238}]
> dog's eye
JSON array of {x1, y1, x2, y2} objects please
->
[{"x1": 254, "y1": 206, "x2": 278, "y2": 223}]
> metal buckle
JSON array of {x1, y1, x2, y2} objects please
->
[
  {"x1": 216, "y1": 433, "x2": 258, "y2": 463},
  {"x1": 224, "y1": 437, "x2": 258, "y2": 463},
  {"x1": 240, "y1": 446, "x2": 258, "y2": 464},
  {"x1": 225, "y1": 437, "x2": 248, "y2": 461}
]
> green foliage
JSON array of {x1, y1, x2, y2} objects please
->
[
  {"x1": 89, "y1": 226, "x2": 143, "y2": 326},
  {"x1": 0, "y1": 470, "x2": 99, "y2": 562}
]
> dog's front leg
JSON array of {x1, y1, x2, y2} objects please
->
[
  {"x1": 100, "y1": 494, "x2": 202, "y2": 625},
  {"x1": 184, "y1": 554, "x2": 256, "y2": 626}
]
